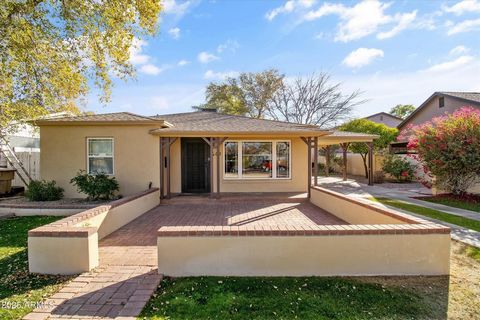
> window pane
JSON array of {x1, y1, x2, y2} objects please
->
[
  {"x1": 276, "y1": 142, "x2": 290, "y2": 178},
  {"x1": 89, "y1": 157, "x2": 113, "y2": 174},
  {"x1": 225, "y1": 142, "x2": 238, "y2": 178},
  {"x1": 89, "y1": 139, "x2": 113, "y2": 156},
  {"x1": 242, "y1": 142, "x2": 272, "y2": 178}
]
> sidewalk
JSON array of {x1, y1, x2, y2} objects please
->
[{"x1": 318, "y1": 176, "x2": 480, "y2": 248}]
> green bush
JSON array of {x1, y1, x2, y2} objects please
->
[
  {"x1": 70, "y1": 170, "x2": 119, "y2": 200},
  {"x1": 382, "y1": 155, "x2": 415, "y2": 182},
  {"x1": 25, "y1": 180, "x2": 64, "y2": 201}
]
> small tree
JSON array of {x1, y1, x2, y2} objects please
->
[
  {"x1": 389, "y1": 104, "x2": 416, "y2": 119},
  {"x1": 406, "y1": 107, "x2": 480, "y2": 195},
  {"x1": 338, "y1": 119, "x2": 398, "y2": 178}
]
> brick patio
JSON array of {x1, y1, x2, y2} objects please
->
[{"x1": 99, "y1": 195, "x2": 346, "y2": 266}]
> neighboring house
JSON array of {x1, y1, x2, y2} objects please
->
[
  {"x1": 364, "y1": 112, "x2": 403, "y2": 128},
  {"x1": 392, "y1": 91, "x2": 480, "y2": 194},
  {"x1": 34, "y1": 110, "x2": 377, "y2": 198},
  {"x1": 397, "y1": 91, "x2": 480, "y2": 131}
]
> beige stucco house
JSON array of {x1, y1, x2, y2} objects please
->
[{"x1": 35, "y1": 110, "x2": 379, "y2": 199}]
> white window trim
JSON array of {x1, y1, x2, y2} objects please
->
[
  {"x1": 223, "y1": 140, "x2": 291, "y2": 180},
  {"x1": 86, "y1": 137, "x2": 115, "y2": 175}
]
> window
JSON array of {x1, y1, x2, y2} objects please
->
[
  {"x1": 224, "y1": 141, "x2": 290, "y2": 179},
  {"x1": 225, "y1": 142, "x2": 238, "y2": 178},
  {"x1": 87, "y1": 138, "x2": 114, "y2": 175},
  {"x1": 439, "y1": 97, "x2": 445, "y2": 108}
]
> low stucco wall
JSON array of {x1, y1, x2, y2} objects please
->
[
  {"x1": 310, "y1": 186, "x2": 415, "y2": 225},
  {"x1": 157, "y1": 234, "x2": 450, "y2": 277},
  {"x1": 28, "y1": 232, "x2": 98, "y2": 275},
  {"x1": 28, "y1": 188, "x2": 159, "y2": 275},
  {"x1": 0, "y1": 207, "x2": 84, "y2": 217}
]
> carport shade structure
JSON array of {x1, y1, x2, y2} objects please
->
[{"x1": 316, "y1": 131, "x2": 379, "y2": 186}]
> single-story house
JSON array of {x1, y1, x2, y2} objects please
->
[
  {"x1": 28, "y1": 110, "x2": 451, "y2": 277},
  {"x1": 34, "y1": 110, "x2": 379, "y2": 198},
  {"x1": 364, "y1": 112, "x2": 403, "y2": 128}
]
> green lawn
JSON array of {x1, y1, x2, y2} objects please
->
[
  {"x1": 0, "y1": 216, "x2": 72, "y2": 320},
  {"x1": 370, "y1": 197, "x2": 480, "y2": 232},
  {"x1": 139, "y1": 277, "x2": 434, "y2": 320},
  {"x1": 417, "y1": 196, "x2": 480, "y2": 213}
]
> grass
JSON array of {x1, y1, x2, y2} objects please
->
[
  {"x1": 369, "y1": 197, "x2": 480, "y2": 232},
  {"x1": 466, "y1": 245, "x2": 480, "y2": 262},
  {"x1": 0, "y1": 216, "x2": 72, "y2": 320},
  {"x1": 139, "y1": 276, "x2": 434, "y2": 320},
  {"x1": 417, "y1": 195, "x2": 480, "y2": 213}
]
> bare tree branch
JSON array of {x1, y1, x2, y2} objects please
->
[{"x1": 269, "y1": 72, "x2": 366, "y2": 128}]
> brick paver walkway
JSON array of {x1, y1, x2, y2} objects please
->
[{"x1": 24, "y1": 266, "x2": 161, "y2": 320}]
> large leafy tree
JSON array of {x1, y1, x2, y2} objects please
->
[
  {"x1": 199, "y1": 69, "x2": 284, "y2": 118},
  {"x1": 389, "y1": 104, "x2": 416, "y2": 119},
  {"x1": 407, "y1": 107, "x2": 480, "y2": 195},
  {"x1": 0, "y1": 0, "x2": 161, "y2": 132},
  {"x1": 339, "y1": 119, "x2": 398, "y2": 178}
]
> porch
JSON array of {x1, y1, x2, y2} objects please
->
[{"x1": 98, "y1": 193, "x2": 346, "y2": 266}]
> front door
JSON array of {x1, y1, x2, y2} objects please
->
[{"x1": 181, "y1": 138, "x2": 210, "y2": 193}]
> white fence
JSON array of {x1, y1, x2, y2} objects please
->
[{"x1": 6, "y1": 150, "x2": 40, "y2": 187}]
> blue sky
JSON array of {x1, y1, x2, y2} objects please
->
[{"x1": 88, "y1": 0, "x2": 480, "y2": 118}]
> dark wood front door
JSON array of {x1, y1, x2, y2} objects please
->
[{"x1": 181, "y1": 138, "x2": 210, "y2": 193}]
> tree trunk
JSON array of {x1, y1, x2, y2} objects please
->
[{"x1": 360, "y1": 153, "x2": 368, "y2": 178}]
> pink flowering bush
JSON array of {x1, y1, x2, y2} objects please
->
[{"x1": 405, "y1": 107, "x2": 480, "y2": 195}]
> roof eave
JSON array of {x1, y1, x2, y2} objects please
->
[
  {"x1": 148, "y1": 129, "x2": 332, "y2": 137},
  {"x1": 32, "y1": 120, "x2": 170, "y2": 127}
]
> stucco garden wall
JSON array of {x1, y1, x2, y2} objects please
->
[{"x1": 28, "y1": 188, "x2": 159, "y2": 275}]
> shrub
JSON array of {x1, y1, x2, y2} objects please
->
[
  {"x1": 382, "y1": 155, "x2": 415, "y2": 182},
  {"x1": 405, "y1": 106, "x2": 480, "y2": 195},
  {"x1": 26, "y1": 180, "x2": 64, "y2": 201},
  {"x1": 70, "y1": 170, "x2": 119, "y2": 200}
]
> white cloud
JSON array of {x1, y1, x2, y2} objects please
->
[
  {"x1": 265, "y1": 0, "x2": 315, "y2": 21},
  {"x1": 162, "y1": 0, "x2": 193, "y2": 16},
  {"x1": 129, "y1": 38, "x2": 150, "y2": 65},
  {"x1": 450, "y1": 45, "x2": 470, "y2": 55},
  {"x1": 217, "y1": 40, "x2": 240, "y2": 53},
  {"x1": 197, "y1": 51, "x2": 219, "y2": 64},
  {"x1": 342, "y1": 48, "x2": 384, "y2": 68},
  {"x1": 304, "y1": 1, "x2": 392, "y2": 42},
  {"x1": 424, "y1": 55, "x2": 474, "y2": 72},
  {"x1": 139, "y1": 64, "x2": 163, "y2": 75},
  {"x1": 303, "y1": 0, "x2": 427, "y2": 42},
  {"x1": 204, "y1": 70, "x2": 239, "y2": 80},
  {"x1": 377, "y1": 11, "x2": 417, "y2": 39},
  {"x1": 177, "y1": 59, "x2": 190, "y2": 66},
  {"x1": 447, "y1": 18, "x2": 480, "y2": 35},
  {"x1": 168, "y1": 27, "x2": 181, "y2": 39},
  {"x1": 443, "y1": 0, "x2": 480, "y2": 15}
]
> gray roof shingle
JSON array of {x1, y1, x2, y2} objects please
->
[
  {"x1": 35, "y1": 112, "x2": 164, "y2": 124},
  {"x1": 150, "y1": 111, "x2": 327, "y2": 134},
  {"x1": 440, "y1": 92, "x2": 480, "y2": 103}
]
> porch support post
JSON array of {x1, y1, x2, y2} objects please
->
[
  {"x1": 202, "y1": 137, "x2": 214, "y2": 196},
  {"x1": 301, "y1": 137, "x2": 313, "y2": 198},
  {"x1": 214, "y1": 137, "x2": 227, "y2": 199},
  {"x1": 340, "y1": 143, "x2": 350, "y2": 181},
  {"x1": 166, "y1": 138, "x2": 171, "y2": 198},
  {"x1": 324, "y1": 145, "x2": 330, "y2": 177},
  {"x1": 164, "y1": 137, "x2": 178, "y2": 199},
  {"x1": 159, "y1": 137, "x2": 164, "y2": 199},
  {"x1": 313, "y1": 137, "x2": 318, "y2": 186},
  {"x1": 367, "y1": 142, "x2": 374, "y2": 186}
]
